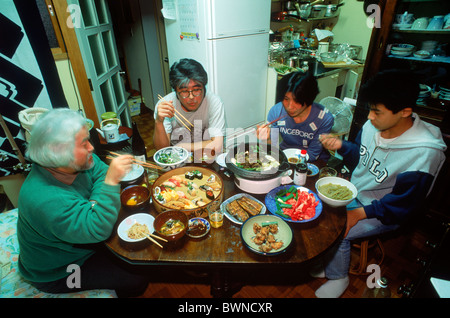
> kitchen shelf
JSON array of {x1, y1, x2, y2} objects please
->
[
  {"x1": 387, "y1": 54, "x2": 450, "y2": 64},
  {"x1": 393, "y1": 28, "x2": 450, "y2": 34}
]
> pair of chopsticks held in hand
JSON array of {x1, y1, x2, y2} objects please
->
[
  {"x1": 256, "y1": 114, "x2": 288, "y2": 140},
  {"x1": 157, "y1": 94, "x2": 194, "y2": 132},
  {"x1": 106, "y1": 151, "x2": 163, "y2": 170}
]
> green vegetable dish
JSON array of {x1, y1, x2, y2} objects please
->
[
  {"x1": 318, "y1": 183, "x2": 353, "y2": 200},
  {"x1": 158, "y1": 152, "x2": 181, "y2": 164}
]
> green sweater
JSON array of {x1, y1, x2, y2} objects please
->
[{"x1": 17, "y1": 154, "x2": 121, "y2": 283}]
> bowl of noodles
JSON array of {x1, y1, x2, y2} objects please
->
[
  {"x1": 117, "y1": 213, "x2": 155, "y2": 243},
  {"x1": 153, "y1": 210, "x2": 188, "y2": 242},
  {"x1": 315, "y1": 177, "x2": 357, "y2": 207}
]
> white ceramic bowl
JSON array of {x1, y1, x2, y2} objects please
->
[
  {"x1": 413, "y1": 50, "x2": 431, "y2": 59},
  {"x1": 153, "y1": 146, "x2": 189, "y2": 170},
  {"x1": 283, "y1": 148, "x2": 309, "y2": 164},
  {"x1": 315, "y1": 177, "x2": 357, "y2": 207},
  {"x1": 117, "y1": 213, "x2": 155, "y2": 242},
  {"x1": 390, "y1": 44, "x2": 415, "y2": 52}
]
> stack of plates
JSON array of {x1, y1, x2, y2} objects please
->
[
  {"x1": 417, "y1": 84, "x2": 431, "y2": 106},
  {"x1": 390, "y1": 44, "x2": 415, "y2": 57},
  {"x1": 439, "y1": 86, "x2": 450, "y2": 101}
]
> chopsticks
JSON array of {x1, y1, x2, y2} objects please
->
[
  {"x1": 107, "y1": 151, "x2": 163, "y2": 170},
  {"x1": 157, "y1": 94, "x2": 194, "y2": 131},
  {"x1": 261, "y1": 114, "x2": 289, "y2": 128},
  {"x1": 138, "y1": 231, "x2": 165, "y2": 248},
  {"x1": 226, "y1": 114, "x2": 289, "y2": 144}
]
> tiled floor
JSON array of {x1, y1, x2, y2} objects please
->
[{"x1": 131, "y1": 111, "x2": 433, "y2": 298}]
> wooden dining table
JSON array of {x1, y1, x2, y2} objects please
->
[{"x1": 105, "y1": 160, "x2": 347, "y2": 297}]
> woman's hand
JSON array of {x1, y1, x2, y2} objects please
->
[{"x1": 104, "y1": 154, "x2": 134, "y2": 185}]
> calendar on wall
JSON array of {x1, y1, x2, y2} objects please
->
[{"x1": 178, "y1": 0, "x2": 200, "y2": 40}]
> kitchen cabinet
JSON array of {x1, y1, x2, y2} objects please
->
[{"x1": 352, "y1": 0, "x2": 450, "y2": 141}]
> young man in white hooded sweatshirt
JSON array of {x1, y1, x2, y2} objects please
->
[{"x1": 316, "y1": 69, "x2": 447, "y2": 298}]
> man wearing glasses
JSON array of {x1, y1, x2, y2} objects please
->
[{"x1": 153, "y1": 58, "x2": 226, "y2": 160}]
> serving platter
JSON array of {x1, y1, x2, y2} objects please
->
[
  {"x1": 221, "y1": 193, "x2": 266, "y2": 225},
  {"x1": 265, "y1": 185, "x2": 322, "y2": 223},
  {"x1": 240, "y1": 214, "x2": 293, "y2": 256},
  {"x1": 152, "y1": 166, "x2": 224, "y2": 219}
]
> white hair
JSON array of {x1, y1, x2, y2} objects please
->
[{"x1": 26, "y1": 108, "x2": 87, "y2": 168}]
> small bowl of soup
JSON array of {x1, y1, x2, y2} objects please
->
[
  {"x1": 120, "y1": 185, "x2": 150, "y2": 212},
  {"x1": 153, "y1": 210, "x2": 188, "y2": 242}
]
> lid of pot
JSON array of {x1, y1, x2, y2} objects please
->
[{"x1": 101, "y1": 112, "x2": 117, "y2": 120}]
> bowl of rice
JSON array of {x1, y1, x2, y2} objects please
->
[{"x1": 315, "y1": 177, "x2": 357, "y2": 207}]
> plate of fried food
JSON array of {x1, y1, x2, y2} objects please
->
[
  {"x1": 240, "y1": 214, "x2": 293, "y2": 256},
  {"x1": 221, "y1": 193, "x2": 266, "y2": 225}
]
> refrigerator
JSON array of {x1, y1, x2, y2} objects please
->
[{"x1": 162, "y1": 0, "x2": 271, "y2": 133}]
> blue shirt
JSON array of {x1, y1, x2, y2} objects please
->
[{"x1": 268, "y1": 102, "x2": 334, "y2": 161}]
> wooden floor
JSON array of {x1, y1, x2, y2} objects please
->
[{"x1": 131, "y1": 111, "x2": 435, "y2": 299}]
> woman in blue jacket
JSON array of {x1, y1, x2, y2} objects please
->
[{"x1": 315, "y1": 70, "x2": 447, "y2": 298}]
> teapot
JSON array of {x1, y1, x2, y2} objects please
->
[{"x1": 96, "y1": 118, "x2": 121, "y2": 143}]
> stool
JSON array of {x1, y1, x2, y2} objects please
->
[{"x1": 350, "y1": 238, "x2": 385, "y2": 275}]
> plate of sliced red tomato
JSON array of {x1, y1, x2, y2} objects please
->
[{"x1": 265, "y1": 185, "x2": 322, "y2": 223}]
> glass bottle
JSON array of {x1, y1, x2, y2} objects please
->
[
  {"x1": 294, "y1": 163, "x2": 308, "y2": 186},
  {"x1": 131, "y1": 122, "x2": 147, "y2": 162},
  {"x1": 361, "y1": 277, "x2": 392, "y2": 298}
]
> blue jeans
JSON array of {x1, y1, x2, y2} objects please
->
[{"x1": 323, "y1": 199, "x2": 399, "y2": 279}]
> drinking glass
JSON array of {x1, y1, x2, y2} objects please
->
[
  {"x1": 319, "y1": 167, "x2": 337, "y2": 179},
  {"x1": 207, "y1": 201, "x2": 223, "y2": 228}
]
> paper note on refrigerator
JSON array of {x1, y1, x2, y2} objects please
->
[{"x1": 161, "y1": 0, "x2": 176, "y2": 20}]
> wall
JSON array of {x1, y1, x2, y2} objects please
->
[
  {"x1": 54, "y1": 58, "x2": 84, "y2": 113},
  {"x1": 331, "y1": 1, "x2": 373, "y2": 60}
]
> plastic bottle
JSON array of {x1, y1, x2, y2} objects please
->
[
  {"x1": 361, "y1": 277, "x2": 392, "y2": 298},
  {"x1": 131, "y1": 122, "x2": 147, "y2": 162},
  {"x1": 294, "y1": 163, "x2": 308, "y2": 186},
  {"x1": 299, "y1": 149, "x2": 308, "y2": 164}
]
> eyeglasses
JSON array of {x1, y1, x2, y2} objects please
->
[{"x1": 177, "y1": 88, "x2": 203, "y2": 99}]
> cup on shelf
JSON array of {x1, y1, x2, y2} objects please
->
[
  {"x1": 396, "y1": 12, "x2": 414, "y2": 25},
  {"x1": 411, "y1": 17, "x2": 429, "y2": 30},
  {"x1": 427, "y1": 16, "x2": 445, "y2": 30},
  {"x1": 421, "y1": 40, "x2": 438, "y2": 53}
]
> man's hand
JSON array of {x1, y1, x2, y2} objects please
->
[
  {"x1": 104, "y1": 154, "x2": 134, "y2": 185},
  {"x1": 156, "y1": 100, "x2": 175, "y2": 123},
  {"x1": 256, "y1": 123, "x2": 270, "y2": 141},
  {"x1": 344, "y1": 207, "x2": 367, "y2": 237},
  {"x1": 319, "y1": 134, "x2": 343, "y2": 151}
]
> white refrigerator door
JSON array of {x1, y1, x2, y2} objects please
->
[
  {"x1": 206, "y1": 0, "x2": 271, "y2": 39},
  {"x1": 207, "y1": 33, "x2": 269, "y2": 130}
]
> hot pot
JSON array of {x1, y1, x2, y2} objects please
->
[{"x1": 225, "y1": 142, "x2": 293, "y2": 194}]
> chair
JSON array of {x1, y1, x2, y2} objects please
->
[{"x1": 350, "y1": 238, "x2": 385, "y2": 275}]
